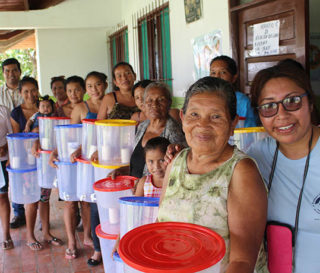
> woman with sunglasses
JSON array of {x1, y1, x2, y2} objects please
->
[{"x1": 248, "y1": 62, "x2": 320, "y2": 273}]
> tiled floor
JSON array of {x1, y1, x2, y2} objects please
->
[{"x1": 0, "y1": 189, "x2": 105, "y2": 273}]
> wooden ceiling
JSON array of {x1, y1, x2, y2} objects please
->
[
  {"x1": 0, "y1": 0, "x2": 66, "y2": 11},
  {"x1": 0, "y1": 0, "x2": 66, "y2": 52}
]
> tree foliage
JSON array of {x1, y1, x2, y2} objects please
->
[{"x1": 0, "y1": 49, "x2": 37, "y2": 86}]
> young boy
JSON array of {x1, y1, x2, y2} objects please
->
[
  {"x1": 24, "y1": 95, "x2": 55, "y2": 133},
  {"x1": 134, "y1": 136, "x2": 171, "y2": 197}
]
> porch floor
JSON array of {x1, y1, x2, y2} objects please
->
[{"x1": 0, "y1": 189, "x2": 104, "y2": 273}]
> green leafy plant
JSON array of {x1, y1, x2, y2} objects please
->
[{"x1": 0, "y1": 49, "x2": 37, "y2": 86}]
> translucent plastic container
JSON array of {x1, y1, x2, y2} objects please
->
[
  {"x1": 92, "y1": 161, "x2": 127, "y2": 182},
  {"x1": 119, "y1": 197, "x2": 159, "y2": 237},
  {"x1": 7, "y1": 166, "x2": 40, "y2": 204},
  {"x1": 236, "y1": 116, "x2": 246, "y2": 128},
  {"x1": 96, "y1": 224, "x2": 117, "y2": 273},
  {"x1": 119, "y1": 222, "x2": 226, "y2": 273},
  {"x1": 0, "y1": 166, "x2": 5, "y2": 189},
  {"x1": 81, "y1": 119, "x2": 97, "y2": 160},
  {"x1": 55, "y1": 124, "x2": 82, "y2": 162},
  {"x1": 229, "y1": 127, "x2": 268, "y2": 152},
  {"x1": 55, "y1": 161, "x2": 78, "y2": 201},
  {"x1": 6, "y1": 133, "x2": 38, "y2": 170},
  {"x1": 38, "y1": 117, "x2": 70, "y2": 150},
  {"x1": 113, "y1": 252, "x2": 124, "y2": 273},
  {"x1": 76, "y1": 157, "x2": 95, "y2": 202},
  {"x1": 95, "y1": 120, "x2": 136, "y2": 166},
  {"x1": 93, "y1": 176, "x2": 136, "y2": 234},
  {"x1": 37, "y1": 149, "x2": 57, "y2": 189}
]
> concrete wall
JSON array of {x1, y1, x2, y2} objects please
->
[
  {"x1": 117, "y1": 0, "x2": 230, "y2": 98},
  {"x1": 0, "y1": 0, "x2": 231, "y2": 98},
  {"x1": 36, "y1": 28, "x2": 110, "y2": 95}
]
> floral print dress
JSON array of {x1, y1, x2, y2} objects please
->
[{"x1": 158, "y1": 147, "x2": 269, "y2": 273}]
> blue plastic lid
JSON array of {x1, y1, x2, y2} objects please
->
[
  {"x1": 54, "y1": 161, "x2": 77, "y2": 166},
  {"x1": 54, "y1": 124, "x2": 82, "y2": 129},
  {"x1": 113, "y1": 251, "x2": 123, "y2": 263},
  {"x1": 119, "y1": 197, "x2": 160, "y2": 207},
  {"x1": 6, "y1": 166, "x2": 37, "y2": 173},
  {"x1": 6, "y1": 132, "x2": 39, "y2": 139}
]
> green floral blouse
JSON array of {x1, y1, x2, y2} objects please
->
[{"x1": 158, "y1": 147, "x2": 269, "y2": 273}]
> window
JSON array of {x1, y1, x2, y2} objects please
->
[
  {"x1": 138, "y1": 4, "x2": 172, "y2": 87},
  {"x1": 109, "y1": 27, "x2": 129, "y2": 69}
]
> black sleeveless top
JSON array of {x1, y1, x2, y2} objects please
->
[
  {"x1": 129, "y1": 136, "x2": 145, "y2": 178},
  {"x1": 108, "y1": 92, "x2": 139, "y2": 120}
]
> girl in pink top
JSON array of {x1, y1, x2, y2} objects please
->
[{"x1": 134, "y1": 137, "x2": 171, "y2": 197}]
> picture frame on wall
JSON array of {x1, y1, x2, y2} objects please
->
[{"x1": 184, "y1": 0, "x2": 202, "y2": 24}]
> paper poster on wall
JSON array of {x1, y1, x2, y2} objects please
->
[
  {"x1": 252, "y1": 20, "x2": 280, "y2": 56},
  {"x1": 191, "y1": 30, "x2": 222, "y2": 80}
]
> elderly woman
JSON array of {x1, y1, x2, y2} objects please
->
[
  {"x1": 158, "y1": 77, "x2": 268, "y2": 273},
  {"x1": 112, "y1": 81, "x2": 186, "y2": 179},
  {"x1": 248, "y1": 63, "x2": 320, "y2": 273}
]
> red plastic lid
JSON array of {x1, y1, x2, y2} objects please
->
[
  {"x1": 37, "y1": 149, "x2": 52, "y2": 154},
  {"x1": 81, "y1": 118, "x2": 97, "y2": 124},
  {"x1": 75, "y1": 156, "x2": 90, "y2": 164},
  {"x1": 119, "y1": 222, "x2": 226, "y2": 273},
  {"x1": 95, "y1": 224, "x2": 118, "y2": 240},
  {"x1": 38, "y1": 116, "x2": 70, "y2": 120},
  {"x1": 93, "y1": 176, "x2": 136, "y2": 192}
]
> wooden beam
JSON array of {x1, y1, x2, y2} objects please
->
[{"x1": 23, "y1": 0, "x2": 29, "y2": 10}]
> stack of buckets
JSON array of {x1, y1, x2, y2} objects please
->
[
  {"x1": 92, "y1": 119, "x2": 137, "y2": 273},
  {"x1": 54, "y1": 123, "x2": 82, "y2": 201},
  {"x1": 37, "y1": 117, "x2": 70, "y2": 189},
  {"x1": 6, "y1": 133, "x2": 40, "y2": 204},
  {"x1": 75, "y1": 119, "x2": 97, "y2": 203}
]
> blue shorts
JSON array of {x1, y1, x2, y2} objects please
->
[{"x1": 0, "y1": 160, "x2": 9, "y2": 194}]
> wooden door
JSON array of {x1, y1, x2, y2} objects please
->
[{"x1": 230, "y1": 0, "x2": 309, "y2": 95}]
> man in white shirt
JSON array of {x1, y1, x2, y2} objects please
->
[
  {"x1": 0, "y1": 58, "x2": 23, "y2": 111},
  {"x1": 0, "y1": 58, "x2": 25, "y2": 229}
]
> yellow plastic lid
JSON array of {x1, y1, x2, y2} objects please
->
[
  {"x1": 95, "y1": 119, "x2": 137, "y2": 127},
  {"x1": 234, "y1": 127, "x2": 266, "y2": 134},
  {"x1": 91, "y1": 160, "x2": 129, "y2": 169}
]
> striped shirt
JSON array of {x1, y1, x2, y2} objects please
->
[{"x1": 144, "y1": 174, "x2": 162, "y2": 198}]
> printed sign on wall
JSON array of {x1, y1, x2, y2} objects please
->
[
  {"x1": 191, "y1": 30, "x2": 222, "y2": 80},
  {"x1": 253, "y1": 20, "x2": 280, "y2": 56}
]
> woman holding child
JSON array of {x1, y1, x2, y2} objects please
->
[
  {"x1": 159, "y1": 76, "x2": 268, "y2": 273},
  {"x1": 10, "y1": 76, "x2": 62, "y2": 251}
]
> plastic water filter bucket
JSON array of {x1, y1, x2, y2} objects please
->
[
  {"x1": 7, "y1": 166, "x2": 40, "y2": 204},
  {"x1": 95, "y1": 120, "x2": 136, "y2": 166},
  {"x1": 119, "y1": 222, "x2": 226, "y2": 273},
  {"x1": 37, "y1": 149, "x2": 57, "y2": 189},
  {"x1": 75, "y1": 157, "x2": 95, "y2": 202},
  {"x1": 96, "y1": 224, "x2": 118, "y2": 273},
  {"x1": 55, "y1": 124, "x2": 82, "y2": 162},
  {"x1": 81, "y1": 119, "x2": 97, "y2": 160},
  {"x1": 229, "y1": 127, "x2": 268, "y2": 152},
  {"x1": 93, "y1": 176, "x2": 136, "y2": 234},
  {"x1": 38, "y1": 116, "x2": 70, "y2": 150},
  {"x1": 6, "y1": 133, "x2": 38, "y2": 170},
  {"x1": 55, "y1": 161, "x2": 78, "y2": 201},
  {"x1": 119, "y1": 197, "x2": 159, "y2": 238}
]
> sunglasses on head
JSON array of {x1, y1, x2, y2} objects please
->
[{"x1": 257, "y1": 93, "x2": 308, "y2": 118}]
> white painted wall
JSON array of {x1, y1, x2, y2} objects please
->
[
  {"x1": 169, "y1": 0, "x2": 230, "y2": 97},
  {"x1": 36, "y1": 28, "x2": 110, "y2": 95},
  {"x1": 117, "y1": 0, "x2": 230, "y2": 97},
  {"x1": 0, "y1": 0, "x2": 231, "y2": 98},
  {"x1": 0, "y1": 0, "x2": 120, "y2": 29}
]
